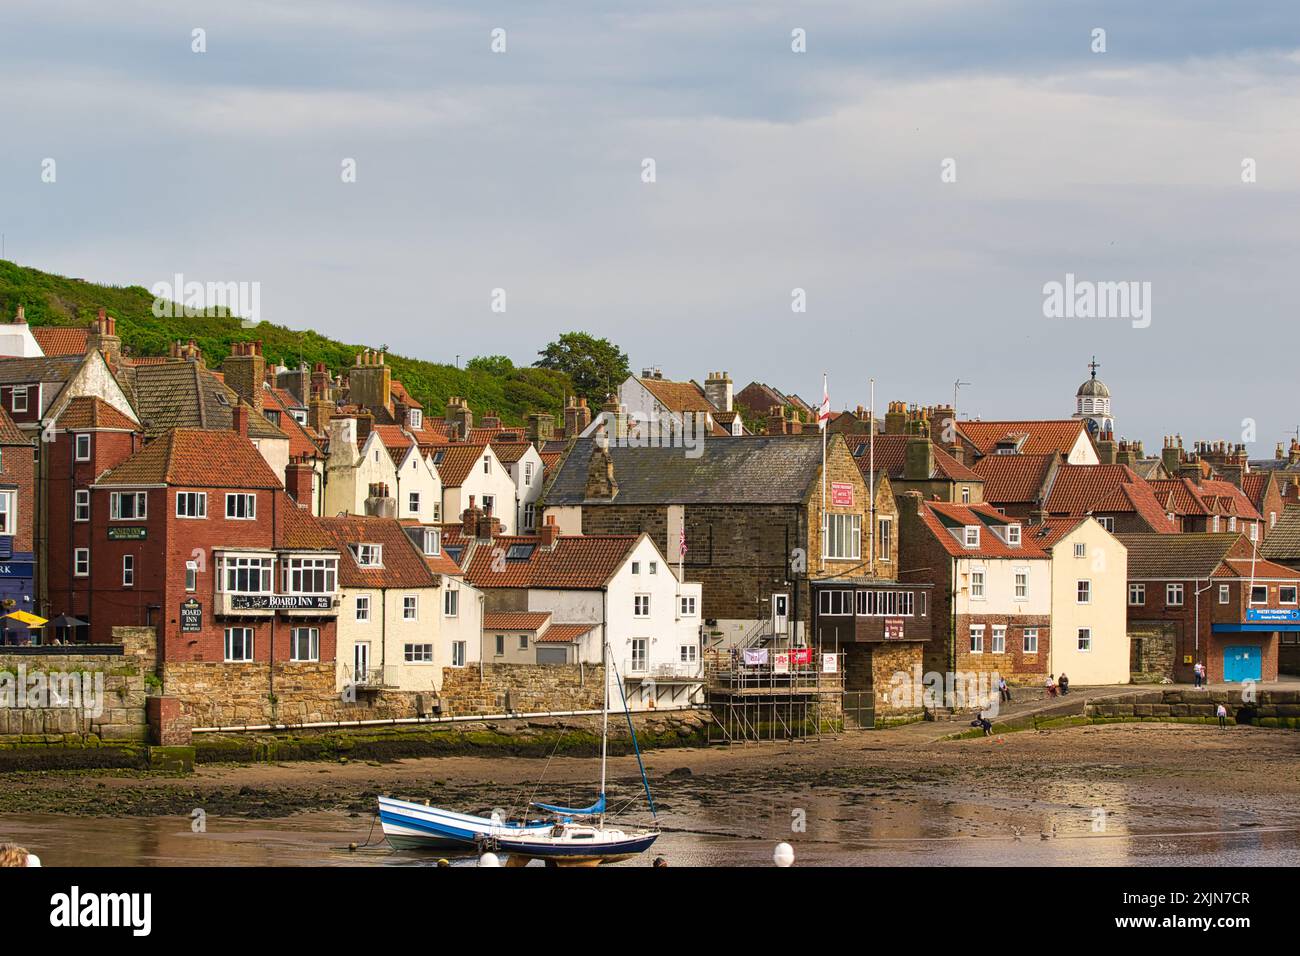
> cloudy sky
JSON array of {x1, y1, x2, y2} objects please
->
[{"x1": 2, "y1": 1, "x2": 1299, "y2": 451}]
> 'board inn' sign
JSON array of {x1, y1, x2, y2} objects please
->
[{"x1": 230, "y1": 595, "x2": 333, "y2": 610}]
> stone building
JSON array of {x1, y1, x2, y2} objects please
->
[{"x1": 541, "y1": 433, "x2": 896, "y2": 655}]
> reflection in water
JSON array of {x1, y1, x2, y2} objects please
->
[{"x1": 4, "y1": 786, "x2": 1298, "y2": 867}]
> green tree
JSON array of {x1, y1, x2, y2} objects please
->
[
  {"x1": 465, "y1": 354, "x2": 515, "y2": 376},
  {"x1": 534, "y1": 332, "x2": 630, "y2": 405}
]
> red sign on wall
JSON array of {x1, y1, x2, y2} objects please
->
[
  {"x1": 831, "y1": 482, "x2": 855, "y2": 507},
  {"x1": 884, "y1": 618, "x2": 905, "y2": 640}
]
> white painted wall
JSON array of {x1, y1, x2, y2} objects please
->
[{"x1": 1048, "y1": 520, "x2": 1129, "y2": 684}]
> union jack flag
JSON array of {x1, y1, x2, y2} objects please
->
[{"x1": 678, "y1": 525, "x2": 688, "y2": 558}]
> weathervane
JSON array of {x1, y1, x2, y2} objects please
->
[{"x1": 1089, "y1": 356, "x2": 1100, "y2": 379}]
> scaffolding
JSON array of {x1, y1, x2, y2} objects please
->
[{"x1": 704, "y1": 648, "x2": 847, "y2": 743}]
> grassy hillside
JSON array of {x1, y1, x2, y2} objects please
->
[{"x1": 0, "y1": 260, "x2": 571, "y2": 425}]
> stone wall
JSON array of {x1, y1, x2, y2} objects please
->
[
  {"x1": 869, "y1": 641, "x2": 926, "y2": 719},
  {"x1": 1087, "y1": 689, "x2": 1300, "y2": 726},
  {"x1": 0, "y1": 628, "x2": 156, "y2": 743},
  {"x1": 440, "y1": 662, "x2": 606, "y2": 716},
  {"x1": 1128, "y1": 621, "x2": 1177, "y2": 682},
  {"x1": 162, "y1": 660, "x2": 431, "y2": 729}
]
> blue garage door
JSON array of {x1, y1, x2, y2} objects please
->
[{"x1": 1223, "y1": 646, "x2": 1262, "y2": 683}]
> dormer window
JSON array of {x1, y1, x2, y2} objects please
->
[
  {"x1": 963, "y1": 526, "x2": 980, "y2": 548},
  {"x1": 422, "y1": 529, "x2": 440, "y2": 556},
  {"x1": 354, "y1": 543, "x2": 383, "y2": 567},
  {"x1": 1006, "y1": 524, "x2": 1021, "y2": 546},
  {"x1": 408, "y1": 409, "x2": 423, "y2": 430}
]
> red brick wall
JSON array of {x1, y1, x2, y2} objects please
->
[
  {"x1": 954, "y1": 613, "x2": 1050, "y2": 682},
  {"x1": 1, "y1": 438, "x2": 35, "y2": 552},
  {"x1": 87, "y1": 485, "x2": 336, "y2": 665}
]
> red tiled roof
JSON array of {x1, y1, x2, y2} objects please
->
[
  {"x1": 434, "y1": 444, "x2": 489, "y2": 488},
  {"x1": 55, "y1": 396, "x2": 139, "y2": 431},
  {"x1": 263, "y1": 386, "x2": 322, "y2": 459},
  {"x1": 390, "y1": 379, "x2": 422, "y2": 409},
  {"x1": 276, "y1": 495, "x2": 336, "y2": 550},
  {"x1": 536, "y1": 623, "x2": 596, "y2": 644},
  {"x1": 847, "y1": 434, "x2": 982, "y2": 483},
  {"x1": 1242, "y1": 473, "x2": 1270, "y2": 510},
  {"x1": 490, "y1": 441, "x2": 533, "y2": 464},
  {"x1": 917, "y1": 501, "x2": 1049, "y2": 558},
  {"x1": 1148, "y1": 478, "x2": 1261, "y2": 521},
  {"x1": 1043, "y1": 463, "x2": 1143, "y2": 514},
  {"x1": 1221, "y1": 557, "x2": 1300, "y2": 580},
  {"x1": 459, "y1": 533, "x2": 641, "y2": 589},
  {"x1": 372, "y1": 424, "x2": 417, "y2": 464},
  {"x1": 95, "y1": 428, "x2": 283, "y2": 488},
  {"x1": 958, "y1": 420, "x2": 1091, "y2": 457},
  {"x1": 318, "y1": 515, "x2": 437, "y2": 588},
  {"x1": 1023, "y1": 516, "x2": 1091, "y2": 550},
  {"x1": 972, "y1": 453, "x2": 1056, "y2": 503},
  {"x1": 31, "y1": 326, "x2": 89, "y2": 356},
  {"x1": 1093, "y1": 482, "x2": 1180, "y2": 533},
  {"x1": 638, "y1": 377, "x2": 716, "y2": 414},
  {"x1": 483, "y1": 611, "x2": 552, "y2": 631},
  {"x1": 0, "y1": 405, "x2": 31, "y2": 445}
]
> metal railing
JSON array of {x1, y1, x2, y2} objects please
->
[
  {"x1": 341, "y1": 665, "x2": 387, "y2": 687},
  {"x1": 622, "y1": 659, "x2": 704, "y2": 681}
]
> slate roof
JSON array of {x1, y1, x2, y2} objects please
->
[
  {"x1": 1115, "y1": 533, "x2": 1243, "y2": 579},
  {"x1": 0, "y1": 354, "x2": 84, "y2": 385},
  {"x1": 31, "y1": 326, "x2": 90, "y2": 356},
  {"x1": 847, "y1": 434, "x2": 982, "y2": 483},
  {"x1": 545, "y1": 435, "x2": 828, "y2": 506},
  {"x1": 95, "y1": 428, "x2": 283, "y2": 488},
  {"x1": 318, "y1": 515, "x2": 437, "y2": 588},
  {"x1": 958, "y1": 420, "x2": 1091, "y2": 457},
  {"x1": 117, "y1": 362, "x2": 283, "y2": 440},
  {"x1": 55, "y1": 396, "x2": 139, "y2": 431}
]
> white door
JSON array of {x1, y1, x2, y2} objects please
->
[
  {"x1": 354, "y1": 642, "x2": 370, "y2": 683},
  {"x1": 772, "y1": 593, "x2": 790, "y2": 635}
]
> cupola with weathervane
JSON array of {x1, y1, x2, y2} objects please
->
[{"x1": 1073, "y1": 356, "x2": 1114, "y2": 438}]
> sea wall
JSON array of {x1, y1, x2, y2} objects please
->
[{"x1": 1086, "y1": 689, "x2": 1300, "y2": 726}]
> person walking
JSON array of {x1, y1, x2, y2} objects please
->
[
  {"x1": 1193, "y1": 661, "x2": 1204, "y2": 689},
  {"x1": 1045, "y1": 676, "x2": 1057, "y2": 698},
  {"x1": 1216, "y1": 702, "x2": 1228, "y2": 730}
]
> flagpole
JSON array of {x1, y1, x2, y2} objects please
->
[
  {"x1": 869, "y1": 377, "x2": 875, "y2": 576},
  {"x1": 820, "y1": 371, "x2": 827, "y2": 574}
]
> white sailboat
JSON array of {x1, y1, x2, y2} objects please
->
[{"x1": 482, "y1": 644, "x2": 660, "y2": 866}]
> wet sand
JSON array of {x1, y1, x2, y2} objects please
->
[{"x1": 3, "y1": 723, "x2": 1299, "y2": 865}]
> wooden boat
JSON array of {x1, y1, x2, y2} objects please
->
[{"x1": 377, "y1": 796, "x2": 551, "y2": 850}]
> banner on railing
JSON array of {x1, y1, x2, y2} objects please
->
[
  {"x1": 742, "y1": 648, "x2": 768, "y2": 666},
  {"x1": 773, "y1": 653, "x2": 790, "y2": 674},
  {"x1": 822, "y1": 653, "x2": 838, "y2": 673},
  {"x1": 789, "y1": 648, "x2": 812, "y2": 666}
]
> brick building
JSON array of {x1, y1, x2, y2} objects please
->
[
  {"x1": 1119, "y1": 533, "x2": 1296, "y2": 684},
  {"x1": 0, "y1": 406, "x2": 36, "y2": 642},
  {"x1": 85, "y1": 416, "x2": 340, "y2": 666}
]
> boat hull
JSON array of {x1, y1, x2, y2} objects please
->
[
  {"x1": 378, "y1": 796, "x2": 551, "y2": 850},
  {"x1": 492, "y1": 831, "x2": 659, "y2": 865}
]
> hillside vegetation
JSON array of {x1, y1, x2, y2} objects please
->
[{"x1": 0, "y1": 260, "x2": 571, "y2": 424}]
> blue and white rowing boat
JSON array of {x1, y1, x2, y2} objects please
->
[{"x1": 377, "y1": 796, "x2": 551, "y2": 850}]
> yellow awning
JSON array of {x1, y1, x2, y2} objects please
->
[{"x1": 2, "y1": 611, "x2": 47, "y2": 627}]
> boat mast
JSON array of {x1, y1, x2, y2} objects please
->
[{"x1": 600, "y1": 639, "x2": 610, "y2": 828}]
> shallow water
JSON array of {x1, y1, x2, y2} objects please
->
[{"x1": 5, "y1": 792, "x2": 1298, "y2": 867}]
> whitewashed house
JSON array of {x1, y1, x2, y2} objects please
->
[
  {"x1": 321, "y1": 515, "x2": 482, "y2": 698},
  {"x1": 433, "y1": 442, "x2": 519, "y2": 534},
  {"x1": 449, "y1": 515, "x2": 704, "y2": 711},
  {"x1": 493, "y1": 440, "x2": 545, "y2": 533}
]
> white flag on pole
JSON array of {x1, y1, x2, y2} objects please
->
[{"x1": 818, "y1": 374, "x2": 831, "y2": 431}]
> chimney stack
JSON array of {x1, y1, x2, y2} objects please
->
[
  {"x1": 285, "y1": 457, "x2": 315, "y2": 507},
  {"x1": 526, "y1": 412, "x2": 555, "y2": 446},
  {"x1": 539, "y1": 514, "x2": 560, "y2": 549},
  {"x1": 461, "y1": 496, "x2": 483, "y2": 535},
  {"x1": 86, "y1": 307, "x2": 121, "y2": 365},
  {"x1": 585, "y1": 439, "x2": 618, "y2": 499},
  {"x1": 232, "y1": 399, "x2": 250, "y2": 436},
  {"x1": 364, "y1": 481, "x2": 396, "y2": 518},
  {"x1": 222, "y1": 341, "x2": 266, "y2": 413},
  {"x1": 703, "y1": 371, "x2": 734, "y2": 413},
  {"x1": 563, "y1": 396, "x2": 591, "y2": 437}
]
